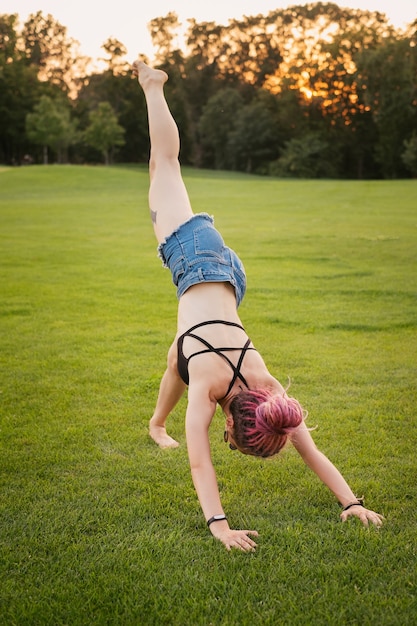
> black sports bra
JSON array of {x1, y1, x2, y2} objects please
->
[{"x1": 177, "y1": 320, "x2": 256, "y2": 400}]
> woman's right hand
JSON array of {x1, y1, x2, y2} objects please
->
[{"x1": 340, "y1": 505, "x2": 384, "y2": 527}]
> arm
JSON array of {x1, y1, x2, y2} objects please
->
[
  {"x1": 290, "y1": 425, "x2": 383, "y2": 527},
  {"x1": 185, "y1": 383, "x2": 258, "y2": 551}
]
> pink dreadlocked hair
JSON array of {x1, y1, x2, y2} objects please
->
[{"x1": 229, "y1": 388, "x2": 305, "y2": 457}]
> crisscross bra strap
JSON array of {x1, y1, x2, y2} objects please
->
[
  {"x1": 222, "y1": 337, "x2": 252, "y2": 398},
  {"x1": 180, "y1": 320, "x2": 254, "y2": 398},
  {"x1": 184, "y1": 320, "x2": 246, "y2": 335}
]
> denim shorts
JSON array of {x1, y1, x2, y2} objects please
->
[{"x1": 157, "y1": 213, "x2": 247, "y2": 306}]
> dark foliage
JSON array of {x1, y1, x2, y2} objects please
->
[{"x1": 1, "y1": 5, "x2": 416, "y2": 177}]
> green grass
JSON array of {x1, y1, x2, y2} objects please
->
[{"x1": 1, "y1": 165, "x2": 416, "y2": 625}]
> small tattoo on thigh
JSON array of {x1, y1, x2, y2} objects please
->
[{"x1": 150, "y1": 209, "x2": 157, "y2": 224}]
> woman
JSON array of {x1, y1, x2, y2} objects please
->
[{"x1": 133, "y1": 61, "x2": 383, "y2": 552}]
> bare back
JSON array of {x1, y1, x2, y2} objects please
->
[{"x1": 176, "y1": 282, "x2": 283, "y2": 404}]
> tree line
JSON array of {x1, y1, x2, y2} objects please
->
[{"x1": 1, "y1": 3, "x2": 416, "y2": 178}]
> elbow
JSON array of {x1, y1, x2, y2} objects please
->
[{"x1": 189, "y1": 457, "x2": 210, "y2": 475}]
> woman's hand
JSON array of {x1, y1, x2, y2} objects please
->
[
  {"x1": 340, "y1": 504, "x2": 384, "y2": 527},
  {"x1": 210, "y1": 526, "x2": 259, "y2": 552}
]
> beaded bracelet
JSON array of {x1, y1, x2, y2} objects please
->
[{"x1": 207, "y1": 514, "x2": 227, "y2": 527}]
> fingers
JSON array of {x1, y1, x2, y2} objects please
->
[
  {"x1": 229, "y1": 530, "x2": 258, "y2": 552},
  {"x1": 219, "y1": 529, "x2": 259, "y2": 552},
  {"x1": 340, "y1": 508, "x2": 384, "y2": 528},
  {"x1": 233, "y1": 539, "x2": 255, "y2": 552},
  {"x1": 239, "y1": 532, "x2": 258, "y2": 551},
  {"x1": 368, "y1": 512, "x2": 384, "y2": 527}
]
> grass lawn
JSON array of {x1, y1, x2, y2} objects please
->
[{"x1": 0, "y1": 165, "x2": 416, "y2": 625}]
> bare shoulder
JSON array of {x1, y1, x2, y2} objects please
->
[
  {"x1": 187, "y1": 353, "x2": 234, "y2": 402},
  {"x1": 186, "y1": 379, "x2": 217, "y2": 425}
]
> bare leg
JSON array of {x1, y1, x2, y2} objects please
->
[
  {"x1": 149, "y1": 342, "x2": 186, "y2": 448},
  {"x1": 149, "y1": 369, "x2": 186, "y2": 448},
  {"x1": 133, "y1": 60, "x2": 193, "y2": 243}
]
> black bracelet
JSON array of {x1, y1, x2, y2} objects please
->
[
  {"x1": 207, "y1": 514, "x2": 227, "y2": 527},
  {"x1": 342, "y1": 498, "x2": 365, "y2": 512}
]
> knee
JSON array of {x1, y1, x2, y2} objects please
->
[
  {"x1": 149, "y1": 155, "x2": 157, "y2": 179},
  {"x1": 149, "y1": 151, "x2": 180, "y2": 176},
  {"x1": 167, "y1": 342, "x2": 179, "y2": 373}
]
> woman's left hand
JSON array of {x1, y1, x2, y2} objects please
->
[{"x1": 340, "y1": 505, "x2": 384, "y2": 527}]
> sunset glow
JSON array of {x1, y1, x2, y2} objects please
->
[{"x1": 0, "y1": 0, "x2": 415, "y2": 64}]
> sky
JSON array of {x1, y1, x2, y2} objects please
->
[{"x1": 3, "y1": 0, "x2": 416, "y2": 66}]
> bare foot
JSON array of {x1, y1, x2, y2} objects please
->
[
  {"x1": 149, "y1": 422, "x2": 179, "y2": 449},
  {"x1": 132, "y1": 60, "x2": 168, "y2": 89}
]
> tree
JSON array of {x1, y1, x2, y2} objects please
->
[
  {"x1": 258, "y1": 3, "x2": 397, "y2": 178},
  {"x1": 402, "y1": 133, "x2": 417, "y2": 177},
  {"x1": 227, "y1": 93, "x2": 281, "y2": 173},
  {"x1": 0, "y1": 14, "x2": 40, "y2": 162},
  {"x1": 83, "y1": 102, "x2": 125, "y2": 164},
  {"x1": 2, "y1": 4, "x2": 416, "y2": 175},
  {"x1": 21, "y1": 11, "x2": 89, "y2": 94},
  {"x1": 185, "y1": 15, "x2": 282, "y2": 88},
  {"x1": 100, "y1": 37, "x2": 129, "y2": 74},
  {"x1": 357, "y1": 35, "x2": 417, "y2": 178},
  {"x1": 26, "y1": 95, "x2": 78, "y2": 163},
  {"x1": 270, "y1": 132, "x2": 338, "y2": 178},
  {"x1": 199, "y1": 88, "x2": 244, "y2": 169},
  {"x1": 0, "y1": 12, "x2": 18, "y2": 62},
  {"x1": 148, "y1": 12, "x2": 182, "y2": 62},
  {"x1": 75, "y1": 69, "x2": 150, "y2": 163}
]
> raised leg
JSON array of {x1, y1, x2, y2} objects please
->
[{"x1": 133, "y1": 61, "x2": 193, "y2": 243}]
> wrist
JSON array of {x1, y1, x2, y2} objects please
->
[
  {"x1": 206, "y1": 515, "x2": 229, "y2": 537},
  {"x1": 341, "y1": 497, "x2": 365, "y2": 512},
  {"x1": 207, "y1": 514, "x2": 227, "y2": 528}
]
